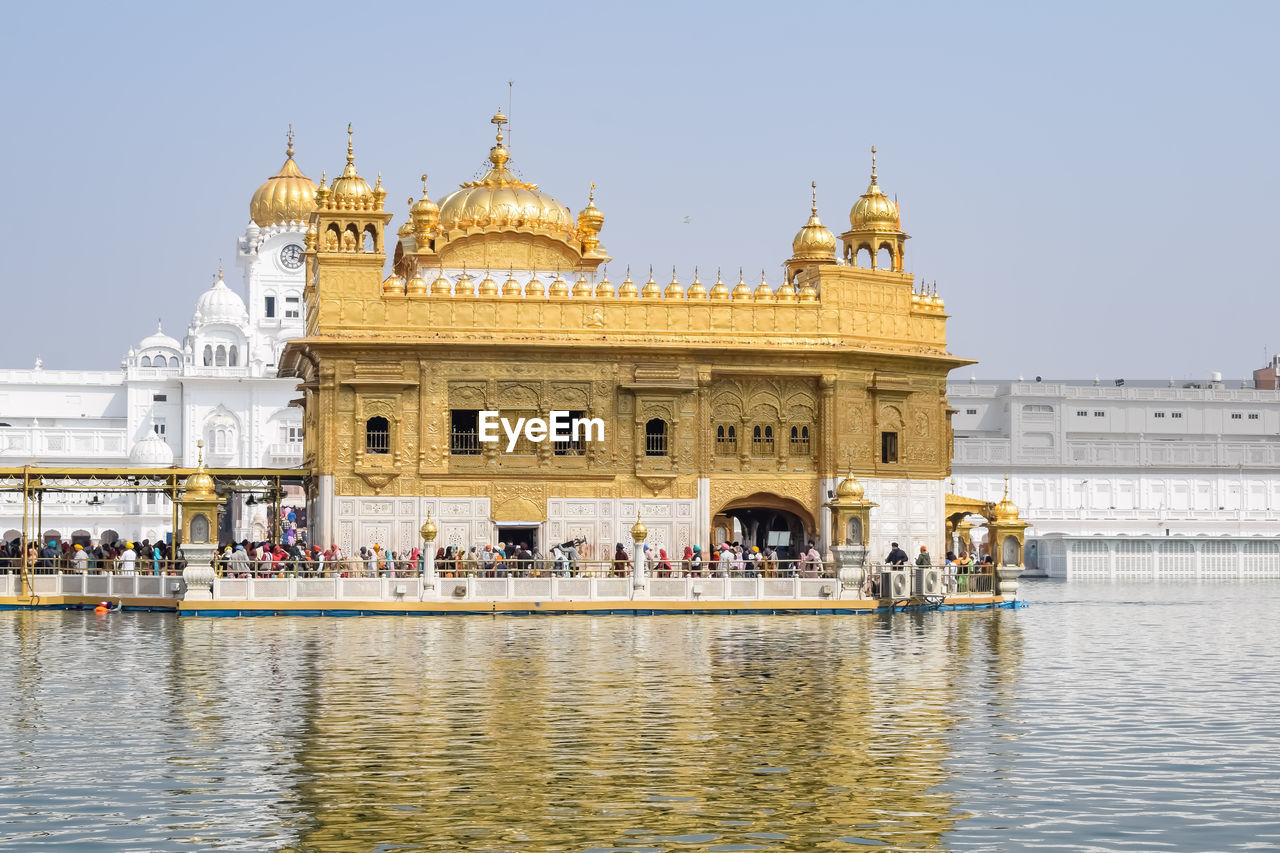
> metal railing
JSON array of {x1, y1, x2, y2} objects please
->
[{"x1": 205, "y1": 557, "x2": 840, "y2": 580}]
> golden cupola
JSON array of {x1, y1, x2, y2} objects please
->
[
  {"x1": 841, "y1": 146, "x2": 908, "y2": 272},
  {"x1": 786, "y1": 182, "x2": 839, "y2": 285},
  {"x1": 791, "y1": 182, "x2": 837, "y2": 258},
  {"x1": 249, "y1": 127, "x2": 317, "y2": 227},
  {"x1": 410, "y1": 174, "x2": 439, "y2": 236},
  {"x1": 326, "y1": 124, "x2": 378, "y2": 211},
  {"x1": 417, "y1": 112, "x2": 609, "y2": 273},
  {"x1": 993, "y1": 479, "x2": 1021, "y2": 523}
]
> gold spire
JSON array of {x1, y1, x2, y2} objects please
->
[
  {"x1": 641, "y1": 266, "x2": 661, "y2": 298},
  {"x1": 870, "y1": 145, "x2": 877, "y2": 184},
  {"x1": 618, "y1": 266, "x2": 638, "y2": 298},
  {"x1": 182, "y1": 439, "x2": 216, "y2": 498},
  {"x1": 753, "y1": 271, "x2": 774, "y2": 301},
  {"x1": 249, "y1": 126, "x2": 317, "y2": 226},
  {"x1": 848, "y1": 146, "x2": 901, "y2": 231},
  {"x1": 329, "y1": 123, "x2": 374, "y2": 209},
  {"x1": 664, "y1": 267, "x2": 684, "y2": 299},
  {"x1": 709, "y1": 269, "x2": 730, "y2": 300},
  {"x1": 792, "y1": 180, "x2": 836, "y2": 260},
  {"x1": 731, "y1": 270, "x2": 751, "y2": 300},
  {"x1": 687, "y1": 267, "x2": 707, "y2": 299},
  {"x1": 595, "y1": 268, "x2": 615, "y2": 298}
]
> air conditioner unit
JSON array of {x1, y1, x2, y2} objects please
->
[
  {"x1": 914, "y1": 567, "x2": 942, "y2": 596},
  {"x1": 880, "y1": 570, "x2": 909, "y2": 598}
]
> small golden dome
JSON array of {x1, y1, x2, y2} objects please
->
[
  {"x1": 709, "y1": 271, "x2": 730, "y2": 300},
  {"x1": 573, "y1": 275, "x2": 592, "y2": 298},
  {"x1": 502, "y1": 272, "x2": 521, "y2": 297},
  {"x1": 549, "y1": 272, "x2": 570, "y2": 297},
  {"x1": 753, "y1": 274, "x2": 774, "y2": 301},
  {"x1": 382, "y1": 273, "x2": 405, "y2": 295},
  {"x1": 456, "y1": 272, "x2": 476, "y2": 297},
  {"x1": 329, "y1": 125, "x2": 374, "y2": 210},
  {"x1": 183, "y1": 442, "x2": 216, "y2": 499},
  {"x1": 420, "y1": 511, "x2": 437, "y2": 543},
  {"x1": 994, "y1": 479, "x2": 1020, "y2": 522},
  {"x1": 775, "y1": 281, "x2": 797, "y2": 302},
  {"x1": 526, "y1": 276, "x2": 545, "y2": 298},
  {"x1": 797, "y1": 282, "x2": 818, "y2": 302},
  {"x1": 792, "y1": 182, "x2": 837, "y2": 259},
  {"x1": 431, "y1": 272, "x2": 451, "y2": 296},
  {"x1": 410, "y1": 174, "x2": 440, "y2": 232},
  {"x1": 849, "y1": 147, "x2": 901, "y2": 231},
  {"x1": 314, "y1": 172, "x2": 329, "y2": 207},
  {"x1": 618, "y1": 269, "x2": 639, "y2": 298},
  {"x1": 577, "y1": 182, "x2": 604, "y2": 234},
  {"x1": 595, "y1": 274, "x2": 615, "y2": 298},
  {"x1": 478, "y1": 272, "x2": 499, "y2": 296},
  {"x1": 835, "y1": 474, "x2": 865, "y2": 500},
  {"x1": 249, "y1": 128, "x2": 317, "y2": 227},
  {"x1": 372, "y1": 173, "x2": 386, "y2": 209},
  {"x1": 630, "y1": 514, "x2": 647, "y2": 543},
  {"x1": 397, "y1": 220, "x2": 414, "y2": 239},
  {"x1": 664, "y1": 269, "x2": 684, "y2": 299},
  {"x1": 687, "y1": 271, "x2": 707, "y2": 299},
  {"x1": 407, "y1": 271, "x2": 429, "y2": 295},
  {"x1": 641, "y1": 268, "x2": 661, "y2": 298},
  {"x1": 731, "y1": 272, "x2": 751, "y2": 300}
]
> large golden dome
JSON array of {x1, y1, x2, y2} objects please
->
[
  {"x1": 792, "y1": 182, "x2": 836, "y2": 259},
  {"x1": 849, "y1": 147, "x2": 901, "y2": 231},
  {"x1": 435, "y1": 114, "x2": 575, "y2": 238},
  {"x1": 249, "y1": 129, "x2": 316, "y2": 227}
]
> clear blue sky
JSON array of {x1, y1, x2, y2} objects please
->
[{"x1": 2, "y1": 0, "x2": 1276, "y2": 379}]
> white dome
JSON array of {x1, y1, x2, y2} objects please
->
[
  {"x1": 129, "y1": 433, "x2": 175, "y2": 467},
  {"x1": 139, "y1": 321, "x2": 182, "y2": 352},
  {"x1": 192, "y1": 275, "x2": 248, "y2": 327}
]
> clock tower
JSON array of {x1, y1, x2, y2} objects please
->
[{"x1": 237, "y1": 127, "x2": 316, "y2": 376}]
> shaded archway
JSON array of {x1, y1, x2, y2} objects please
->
[{"x1": 715, "y1": 492, "x2": 817, "y2": 560}]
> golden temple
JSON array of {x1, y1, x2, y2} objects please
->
[{"x1": 278, "y1": 113, "x2": 974, "y2": 561}]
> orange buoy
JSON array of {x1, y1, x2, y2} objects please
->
[{"x1": 94, "y1": 605, "x2": 109, "y2": 614}]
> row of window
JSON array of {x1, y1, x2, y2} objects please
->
[
  {"x1": 1076, "y1": 409, "x2": 1261, "y2": 420},
  {"x1": 139, "y1": 355, "x2": 181, "y2": 368},
  {"x1": 714, "y1": 425, "x2": 812, "y2": 457},
  {"x1": 365, "y1": 415, "x2": 903, "y2": 464},
  {"x1": 201, "y1": 345, "x2": 240, "y2": 367},
  {"x1": 263, "y1": 295, "x2": 300, "y2": 319}
]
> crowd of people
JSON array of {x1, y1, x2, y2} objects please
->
[
  {"x1": 1, "y1": 537, "x2": 178, "y2": 574},
  {"x1": 4, "y1": 533, "x2": 996, "y2": 589}
]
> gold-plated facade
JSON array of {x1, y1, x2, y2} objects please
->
[{"x1": 281, "y1": 115, "x2": 972, "y2": 553}]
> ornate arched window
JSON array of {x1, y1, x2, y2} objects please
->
[
  {"x1": 644, "y1": 418, "x2": 667, "y2": 457},
  {"x1": 228, "y1": 346, "x2": 238, "y2": 367},
  {"x1": 365, "y1": 416, "x2": 390, "y2": 455},
  {"x1": 169, "y1": 356, "x2": 180, "y2": 369},
  {"x1": 140, "y1": 356, "x2": 151, "y2": 367},
  {"x1": 752, "y1": 424, "x2": 774, "y2": 456},
  {"x1": 215, "y1": 345, "x2": 227, "y2": 367},
  {"x1": 790, "y1": 425, "x2": 811, "y2": 456},
  {"x1": 202, "y1": 345, "x2": 212, "y2": 367},
  {"x1": 715, "y1": 424, "x2": 737, "y2": 456}
]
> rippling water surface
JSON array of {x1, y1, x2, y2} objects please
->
[{"x1": 2, "y1": 581, "x2": 1279, "y2": 851}]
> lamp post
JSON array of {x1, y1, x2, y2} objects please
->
[
  {"x1": 630, "y1": 513, "x2": 647, "y2": 599},
  {"x1": 420, "y1": 510, "x2": 437, "y2": 597}
]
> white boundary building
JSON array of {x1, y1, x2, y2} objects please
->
[
  {"x1": 949, "y1": 374, "x2": 1280, "y2": 578},
  {"x1": 0, "y1": 139, "x2": 312, "y2": 546}
]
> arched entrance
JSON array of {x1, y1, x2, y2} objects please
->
[{"x1": 713, "y1": 492, "x2": 817, "y2": 561}]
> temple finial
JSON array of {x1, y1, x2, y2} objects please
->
[
  {"x1": 421, "y1": 173, "x2": 429, "y2": 196},
  {"x1": 588, "y1": 181, "x2": 596, "y2": 203},
  {"x1": 810, "y1": 180, "x2": 817, "y2": 214},
  {"x1": 346, "y1": 123, "x2": 354, "y2": 165},
  {"x1": 286, "y1": 124, "x2": 294, "y2": 159},
  {"x1": 870, "y1": 146, "x2": 877, "y2": 183}
]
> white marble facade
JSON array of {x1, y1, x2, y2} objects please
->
[{"x1": 0, "y1": 214, "x2": 308, "y2": 545}]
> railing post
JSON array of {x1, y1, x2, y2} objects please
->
[{"x1": 630, "y1": 515, "x2": 648, "y2": 600}]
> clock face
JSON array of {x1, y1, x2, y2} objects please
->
[{"x1": 280, "y1": 243, "x2": 303, "y2": 270}]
